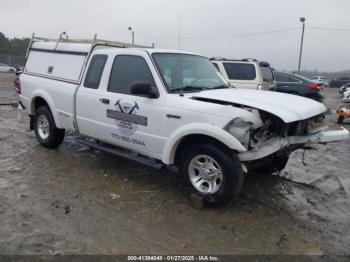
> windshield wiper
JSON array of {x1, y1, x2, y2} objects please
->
[
  {"x1": 211, "y1": 84, "x2": 230, "y2": 89},
  {"x1": 171, "y1": 86, "x2": 208, "y2": 92},
  {"x1": 171, "y1": 84, "x2": 229, "y2": 93}
]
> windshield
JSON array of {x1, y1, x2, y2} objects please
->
[{"x1": 152, "y1": 53, "x2": 228, "y2": 93}]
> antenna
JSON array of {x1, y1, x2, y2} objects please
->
[
  {"x1": 177, "y1": 12, "x2": 181, "y2": 50},
  {"x1": 177, "y1": 12, "x2": 184, "y2": 97}
]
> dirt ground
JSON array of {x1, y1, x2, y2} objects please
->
[{"x1": 0, "y1": 72, "x2": 349, "y2": 257}]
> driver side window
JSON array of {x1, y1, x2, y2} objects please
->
[{"x1": 108, "y1": 55, "x2": 155, "y2": 95}]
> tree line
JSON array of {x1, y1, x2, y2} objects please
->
[
  {"x1": 0, "y1": 31, "x2": 348, "y2": 78},
  {"x1": 300, "y1": 69, "x2": 350, "y2": 80},
  {"x1": 0, "y1": 32, "x2": 30, "y2": 56}
]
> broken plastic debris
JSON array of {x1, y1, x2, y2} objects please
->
[{"x1": 109, "y1": 193, "x2": 120, "y2": 200}]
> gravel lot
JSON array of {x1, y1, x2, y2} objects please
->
[{"x1": 0, "y1": 72, "x2": 349, "y2": 258}]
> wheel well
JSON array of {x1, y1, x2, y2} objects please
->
[
  {"x1": 32, "y1": 97, "x2": 49, "y2": 112},
  {"x1": 174, "y1": 134, "x2": 232, "y2": 165},
  {"x1": 30, "y1": 97, "x2": 50, "y2": 130}
]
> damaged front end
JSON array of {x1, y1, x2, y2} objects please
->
[
  {"x1": 224, "y1": 117, "x2": 256, "y2": 149},
  {"x1": 191, "y1": 94, "x2": 349, "y2": 167},
  {"x1": 236, "y1": 110, "x2": 349, "y2": 162}
]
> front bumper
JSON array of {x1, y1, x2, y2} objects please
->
[{"x1": 238, "y1": 127, "x2": 349, "y2": 161}]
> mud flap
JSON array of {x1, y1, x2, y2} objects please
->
[{"x1": 29, "y1": 114, "x2": 34, "y2": 130}]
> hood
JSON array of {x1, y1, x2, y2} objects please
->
[{"x1": 191, "y1": 89, "x2": 327, "y2": 123}]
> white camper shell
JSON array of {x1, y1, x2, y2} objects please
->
[
  {"x1": 24, "y1": 34, "x2": 151, "y2": 83},
  {"x1": 25, "y1": 41, "x2": 90, "y2": 82},
  {"x1": 18, "y1": 33, "x2": 349, "y2": 206}
]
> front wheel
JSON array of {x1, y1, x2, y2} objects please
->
[
  {"x1": 179, "y1": 144, "x2": 244, "y2": 206},
  {"x1": 33, "y1": 106, "x2": 65, "y2": 148}
]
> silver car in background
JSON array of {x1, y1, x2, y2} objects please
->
[
  {"x1": 311, "y1": 76, "x2": 329, "y2": 87},
  {"x1": 0, "y1": 63, "x2": 16, "y2": 73}
]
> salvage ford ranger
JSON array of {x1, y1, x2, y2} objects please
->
[{"x1": 18, "y1": 34, "x2": 349, "y2": 206}]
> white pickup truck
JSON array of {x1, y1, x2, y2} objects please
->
[{"x1": 18, "y1": 35, "x2": 349, "y2": 205}]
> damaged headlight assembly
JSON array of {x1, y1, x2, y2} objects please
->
[{"x1": 224, "y1": 118, "x2": 254, "y2": 149}]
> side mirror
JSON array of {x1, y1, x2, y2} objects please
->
[{"x1": 130, "y1": 81, "x2": 159, "y2": 98}]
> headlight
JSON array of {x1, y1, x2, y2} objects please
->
[
  {"x1": 224, "y1": 118, "x2": 254, "y2": 149},
  {"x1": 307, "y1": 115, "x2": 327, "y2": 134}
]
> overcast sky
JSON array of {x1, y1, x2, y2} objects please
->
[{"x1": 1, "y1": 0, "x2": 349, "y2": 71}]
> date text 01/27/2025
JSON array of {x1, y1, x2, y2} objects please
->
[{"x1": 127, "y1": 255, "x2": 220, "y2": 261}]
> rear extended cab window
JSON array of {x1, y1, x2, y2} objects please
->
[
  {"x1": 84, "y1": 54, "x2": 108, "y2": 89},
  {"x1": 223, "y1": 62, "x2": 256, "y2": 80}
]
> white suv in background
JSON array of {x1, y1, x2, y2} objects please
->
[{"x1": 211, "y1": 58, "x2": 276, "y2": 90}]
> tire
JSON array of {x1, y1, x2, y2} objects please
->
[
  {"x1": 9, "y1": 69, "x2": 15, "y2": 73},
  {"x1": 33, "y1": 106, "x2": 65, "y2": 148},
  {"x1": 338, "y1": 116, "x2": 344, "y2": 124},
  {"x1": 251, "y1": 155, "x2": 289, "y2": 175},
  {"x1": 179, "y1": 143, "x2": 244, "y2": 206}
]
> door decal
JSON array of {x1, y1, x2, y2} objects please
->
[{"x1": 106, "y1": 99, "x2": 148, "y2": 136}]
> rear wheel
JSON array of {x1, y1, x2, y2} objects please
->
[
  {"x1": 179, "y1": 144, "x2": 243, "y2": 206},
  {"x1": 9, "y1": 69, "x2": 15, "y2": 73},
  {"x1": 33, "y1": 106, "x2": 65, "y2": 148}
]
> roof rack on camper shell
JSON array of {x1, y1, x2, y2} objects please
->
[
  {"x1": 25, "y1": 32, "x2": 154, "y2": 58},
  {"x1": 24, "y1": 32, "x2": 155, "y2": 85}
]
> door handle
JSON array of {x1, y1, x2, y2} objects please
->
[{"x1": 99, "y1": 98, "x2": 110, "y2": 105}]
